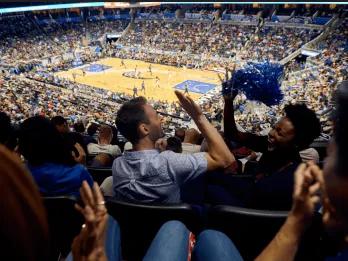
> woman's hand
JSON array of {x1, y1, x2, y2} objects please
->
[{"x1": 72, "y1": 181, "x2": 108, "y2": 261}]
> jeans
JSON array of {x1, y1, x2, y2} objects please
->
[
  {"x1": 143, "y1": 220, "x2": 190, "y2": 261},
  {"x1": 143, "y1": 220, "x2": 244, "y2": 261},
  {"x1": 193, "y1": 230, "x2": 244, "y2": 261}
]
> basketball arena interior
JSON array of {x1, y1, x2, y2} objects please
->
[{"x1": 0, "y1": 2, "x2": 348, "y2": 261}]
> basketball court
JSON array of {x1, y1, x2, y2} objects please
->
[{"x1": 54, "y1": 58, "x2": 221, "y2": 102}]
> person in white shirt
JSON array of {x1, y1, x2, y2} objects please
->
[
  {"x1": 87, "y1": 125, "x2": 121, "y2": 158},
  {"x1": 181, "y1": 128, "x2": 201, "y2": 154}
]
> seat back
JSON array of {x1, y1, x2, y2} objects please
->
[
  {"x1": 106, "y1": 199, "x2": 202, "y2": 261},
  {"x1": 207, "y1": 205, "x2": 288, "y2": 261},
  {"x1": 43, "y1": 196, "x2": 83, "y2": 260},
  {"x1": 310, "y1": 140, "x2": 329, "y2": 161},
  {"x1": 87, "y1": 167, "x2": 112, "y2": 185}
]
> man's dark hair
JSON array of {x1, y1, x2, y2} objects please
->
[
  {"x1": 51, "y1": 116, "x2": 67, "y2": 126},
  {"x1": 284, "y1": 104, "x2": 321, "y2": 150},
  {"x1": 0, "y1": 112, "x2": 17, "y2": 150},
  {"x1": 87, "y1": 123, "x2": 99, "y2": 136},
  {"x1": 73, "y1": 121, "x2": 85, "y2": 133},
  {"x1": 116, "y1": 97, "x2": 149, "y2": 144},
  {"x1": 18, "y1": 116, "x2": 75, "y2": 166},
  {"x1": 166, "y1": 136, "x2": 183, "y2": 153}
]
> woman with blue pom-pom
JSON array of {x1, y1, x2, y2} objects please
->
[{"x1": 209, "y1": 65, "x2": 322, "y2": 211}]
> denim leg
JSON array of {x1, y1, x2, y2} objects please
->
[
  {"x1": 193, "y1": 230, "x2": 244, "y2": 261},
  {"x1": 105, "y1": 215, "x2": 122, "y2": 261},
  {"x1": 143, "y1": 220, "x2": 190, "y2": 261}
]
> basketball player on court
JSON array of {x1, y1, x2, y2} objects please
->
[
  {"x1": 148, "y1": 64, "x2": 152, "y2": 75},
  {"x1": 72, "y1": 72, "x2": 77, "y2": 82},
  {"x1": 82, "y1": 70, "x2": 86, "y2": 77},
  {"x1": 121, "y1": 59, "x2": 126, "y2": 68},
  {"x1": 134, "y1": 65, "x2": 138, "y2": 75},
  {"x1": 155, "y1": 76, "x2": 160, "y2": 88},
  {"x1": 184, "y1": 83, "x2": 189, "y2": 95},
  {"x1": 141, "y1": 80, "x2": 146, "y2": 94},
  {"x1": 133, "y1": 86, "x2": 138, "y2": 98}
]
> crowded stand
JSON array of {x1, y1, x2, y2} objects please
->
[{"x1": 0, "y1": 2, "x2": 348, "y2": 260}]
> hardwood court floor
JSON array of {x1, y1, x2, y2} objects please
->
[{"x1": 55, "y1": 58, "x2": 221, "y2": 103}]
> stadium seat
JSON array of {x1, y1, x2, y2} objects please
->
[
  {"x1": 86, "y1": 154, "x2": 96, "y2": 165},
  {"x1": 106, "y1": 199, "x2": 203, "y2": 261},
  {"x1": 87, "y1": 167, "x2": 113, "y2": 185},
  {"x1": 207, "y1": 205, "x2": 288, "y2": 261},
  {"x1": 243, "y1": 160, "x2": 259, "y2": 176},
  {"x1": 310, "y1": 140, "x2": 329, "y2": 161},
  {"x1": 43, "y1": 196, "x2": 83, "y2": 260}
]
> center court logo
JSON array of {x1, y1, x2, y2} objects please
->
[
  {"x1": 82, "y1": 64, "x2": 111, "y2": 73},
  {"x1": 174, "y1": 80, "x2": 217, "y2": 94}
]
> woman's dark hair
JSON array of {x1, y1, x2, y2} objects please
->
[
  {"x1": 284, "y1": 104, "x2": 321, "y2": 150},
  {"x1": 166, "y1": 136, "x2": 183, "y2": 153},
  {"x1": 18, "y1": 116, "x2": 75, "y2": 166}
]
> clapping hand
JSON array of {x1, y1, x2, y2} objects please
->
[
  {"x1": 290, "y1": 162, "x2": 324, "y2": 225},
  {"x1": 175, "y1": 90, "x2": 203, "y2": 121}
]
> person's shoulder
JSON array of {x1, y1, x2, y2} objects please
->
[
  {"x1": 158, "y1": 150, "x2": 179, "y2": 158},
  {"x1": 87, "y1": 142, "x2": 97, "y2": 148},
  {"x1": 110, "y1": 144, "x2": 121, "y2": 150}
]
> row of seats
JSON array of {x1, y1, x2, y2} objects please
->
[
  {"x1": 87, "y1": 167, "x2": 113, "y2": 185},
  {"x1": 43, "y1": 197, "x2": 326, "y2": 261}
]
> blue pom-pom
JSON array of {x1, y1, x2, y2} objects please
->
[{"x1": 223, "y1": 61, "x2": 284, "y2": 106}]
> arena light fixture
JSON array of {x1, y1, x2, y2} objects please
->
[
  {"x1": 160, "y1": 1, "x2": 348, "y2": 4},
  {"x1": 104, "y1": 2, "x2": 161, "y2": 8},
  {"x1": 0, "y1": 2, "x2": 105, "y2": 14}
]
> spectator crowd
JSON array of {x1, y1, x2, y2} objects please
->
[{"x1": 0, "y1": 4, "x2": 348, "y2": 261}]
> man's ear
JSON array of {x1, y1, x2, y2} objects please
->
[{"x1": 138, "y1": 123, "x2": 149, "y2": 138}]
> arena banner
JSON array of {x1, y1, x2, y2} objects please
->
[
  {"x1": 185, "y1": 13, "x2": 213, "y2": 20},
  {"x1": 164, "y1": 12, "x2": 176, "y2": 19},
  {"x1": 313, "y1": 17, "x2": 331, "y2": 25},
  {"x1": 137, "y1": 12, "x2": 164, "y2": 19},
  {"x1": 222, "y1": 14, "x2": 257, "y2": 22},
  {"x1": 278, "y1": 15, "x2": 291, "y2": 21}
]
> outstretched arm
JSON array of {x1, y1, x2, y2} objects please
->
[
  {"x1": 223, "y1": 95, "x2": 257, "y2": 143},
  {"x1": 256, "y1": 163, "x2": 323, "y2": 261},
  {"x1": 175, "y1": 91, "x2": 235, "y2": 171},
  {"x1": 221, "y1": 65, "x2": 259, "y2": 144}
]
